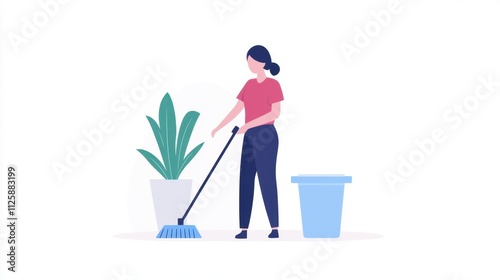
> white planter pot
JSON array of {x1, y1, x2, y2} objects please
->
[{"x1": 150, "y1": 179, "x2": 193, "y2": 231}]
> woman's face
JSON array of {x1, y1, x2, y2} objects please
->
[{"x1": 247, "y1": 56, "x2": 265, "y2": 74}]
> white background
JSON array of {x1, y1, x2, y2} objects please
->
[{"x1": 1, "y1": 0, "x2": 500, "y2": 279}]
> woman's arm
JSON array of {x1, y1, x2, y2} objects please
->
[
  {"x1": 212, "y1": 100, "x2": 244, "y2": 137},
  {"x1": 237, "y1": 102, "x2": 280, "y2": 134}
]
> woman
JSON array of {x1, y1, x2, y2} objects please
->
[{"x1": 212, "y1": 45, "x2": 283, "y2": 239}]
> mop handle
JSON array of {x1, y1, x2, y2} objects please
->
[{"x1": 178, "y1": 126, "x2": 239, "y2": 225}]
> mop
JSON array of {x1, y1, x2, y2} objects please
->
[{"x1": 156, "y1": 126, "x2": 239, "y2": 238}]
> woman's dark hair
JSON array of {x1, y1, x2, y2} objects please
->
[{"x1": 246, "y1": 45, "x2": 280, "y2": 76}]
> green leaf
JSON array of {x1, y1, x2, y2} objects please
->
[
  {"x1": 146, "y1": 116, "x2": 172, "y2": 179},
  {"x1": 158, "y1": 93, "x2": 177, "y2": 178},
  {"x1": 176, "y1": 142, "x2": 204, "y2": 178},
  {"x1": 137, "y1": 149, "x2": 168, "y2": 179},
  {"x1": 138, "y1": 92, "x2": 204, "y2": 180},
  {"x1": 176, "y1": 111, "x2": 200, "y2": 171}
]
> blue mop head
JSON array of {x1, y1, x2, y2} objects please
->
[{"x1": 156, "y1": 225, "x2": 201, "y2": 238}]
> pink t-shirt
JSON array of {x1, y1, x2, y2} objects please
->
[{"x1": 236, "y1": 78, "x2": 284, "y2": 124}]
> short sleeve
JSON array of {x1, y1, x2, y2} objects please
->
[
  {"x1": 236, "y1": 80, "x2": 249, "y2": 101},
  {"x1": 268, "y1": 80, "x2": 284, "y2": 104}
]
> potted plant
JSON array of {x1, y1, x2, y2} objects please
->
[{"x1": 137, "y1": 92, "x2": 204, "y2": 230}]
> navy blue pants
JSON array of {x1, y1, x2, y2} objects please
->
[{"x1": 239, "y1": 124, "x2": 279, "y2": 228}]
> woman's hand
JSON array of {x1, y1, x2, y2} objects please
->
[
  {"x1": 237, "y1": 124, "x2": 249, "y2": 134},
  {"x1": 211, "y1": 127, "x2": 220, "y2": 138},
  {"x1": 212, "y1": 100, "x2": 245, "y2": 138}
]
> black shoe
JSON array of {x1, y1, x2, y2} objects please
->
[
  {"x1": 235, "y1": 230, "x2": 247, "y2": 239},
  {"x1": 268, "y1": 229, "x2": 279, "y2": 238}
]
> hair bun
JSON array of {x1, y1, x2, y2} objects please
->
[{"x1": 269, "y1": 62, "x2": 280, "y2": 76}]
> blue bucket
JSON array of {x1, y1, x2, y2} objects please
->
[{"x1": 291, "y1": 175, "x2": 352, "y2": 238}]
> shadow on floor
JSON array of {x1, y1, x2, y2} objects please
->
[{"x1": 114, "y1": 230, "x2": 383, "y2": 241}]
